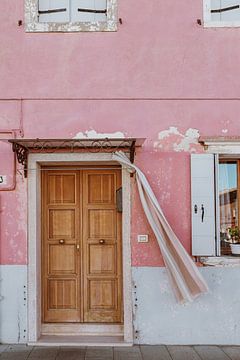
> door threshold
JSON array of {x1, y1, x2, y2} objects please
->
[
  {"x1": 28, "y1": 335, "x2": 133, "y2": 347},
  {"x1": 41, "y1": 323, "x2": 124, "y2": 336}
]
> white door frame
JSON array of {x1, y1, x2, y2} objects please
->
[{"x1": 27, "y1": 152, "x2": 133, "y2": 344}]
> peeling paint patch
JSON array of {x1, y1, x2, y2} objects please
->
[
  {"x1": 222, "y1": 129, "x2": 229, "y2": 134},
  {"x1": 73, "y1": 130, "x2": 125, "y2": 139},
  {"x1": 154, "y1": 127, "x2": 201, "y2": 152}
]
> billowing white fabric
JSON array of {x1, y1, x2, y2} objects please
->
[{"x1": 113, "y1": 151, "x2": 209, "y2": 303}]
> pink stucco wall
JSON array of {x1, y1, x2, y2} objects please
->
[{"x1": 1, "y1": 1, "x2": 240, "y2": 266}]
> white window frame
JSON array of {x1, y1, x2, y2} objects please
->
[
  {"x1": 200, "y1": 153, "x2": 240, "y2": 266},
  {"x1": 203, "y1": 0, "x2": 240, "y2": 28},
  {"x1": 203, "y1": 139, "x2": 240, "y2": 258},
  {"x1": 25, "y1": 0, "x2": 117, "y2": 32}
]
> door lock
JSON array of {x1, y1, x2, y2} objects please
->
[
  {"x1": 99, "y1": 239, "x2": 105, "y2": 245},
  {"x1": 76, "y1": 244, "x2": 80, "y2": 251},
  {"x1": 59, "y1": 239, "x2": 65, "y2": 244}
]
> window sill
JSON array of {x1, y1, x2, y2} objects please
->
[
  {"x1": 200, "y1": 256, "x2": 240, "y2": 267},
  {"x1": 204, "y1": 21, "x2": 240, "y2": 28},
  {"x1": 25, "y1": 21, "x2": 117, "y2": 33}
]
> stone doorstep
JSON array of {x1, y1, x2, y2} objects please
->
[{"x1": 27, "y1": 335, "x2": 133, "y2": 347}]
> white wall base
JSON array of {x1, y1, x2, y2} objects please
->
[
  {"x1": 132, "y1": 266, "x2": 240, "y2": 345},
  {"x1": 0, "y1": 265, "x2": 27, "y2": 344},
  {"x1": 2, "y1": 265, "x2": 239, "y2": 345}
]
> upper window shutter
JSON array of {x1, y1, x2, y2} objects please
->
[
  {"x1": 191, "y1": 154, "x2": 217, "y2": 256},
  {"x1": 38, "y1": 0, "x2": 70, "y2": 23},
  {"x1": 210, "y1": 0, "x2": 221, "y2": 21},
  {"x1": 71, "y1": 0, "x2": 107, "y2": 22},
  {"x1": 210, "y1": 0, "x2": 240, "y2": 21}
]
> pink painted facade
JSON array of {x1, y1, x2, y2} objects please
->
[
  {"x1": 1, "y1": 0, "x2": 240, "y2": 345},
  {"x1": 2, "y1": 102, "x2": 240, "y2": 266}
]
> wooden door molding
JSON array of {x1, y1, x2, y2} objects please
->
[
  {"x1": 42, "y1": 170, "x2": 81, "y2": 322},
  {"x1": 41, "y1": 167, "x2": 123, "y2": 324},
  {"x1": 82, "y1": 170, "x2": 123, "y2": 323}
]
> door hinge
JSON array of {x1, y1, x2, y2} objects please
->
[
  {"x1": 78, "y1": 8, "x2": 107, "y2": 14},
  {"x1": 211, "y1": 5, "x2": 239, "y2": 13}
]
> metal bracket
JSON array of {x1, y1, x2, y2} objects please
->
[
  {"x1": 116, "y1": 187, "x2": 122, "y2": 212},
  {"x1": 130, "y1": 140, "x2": 136, "y2": 164},
  {"x1": 12, "y1": 142, "x2": 28, "y2": 178}
]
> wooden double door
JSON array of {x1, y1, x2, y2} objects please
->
[{"x1": 41, "y1": 167, "x2": 123, "y2": 324}]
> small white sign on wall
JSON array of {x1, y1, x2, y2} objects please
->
[
  {"x1": 0, "y1": 175, "x2": 7, "y2": 185},
  {"x1": 137, "y1": 235, "x2": 149, "y2": 243}
]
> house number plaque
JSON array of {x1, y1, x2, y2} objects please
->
[{"x1": 0, "y1": 175, "x2": 7, "y2": 185}]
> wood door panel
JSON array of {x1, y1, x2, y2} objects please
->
[
  {"x1": 48, "y1": 174, "x2": 76, "y2": 204},
  {"x1": 88, "y1": 209, "x2": 116, "y2": 239},
  {"x1": 88, "y1": 280, "x2": 116, "y2": 309},
  {"x1": 48, "y1": 209, "x2": 75, "y2": 239},
  {"x1": 89, "y1": 244, "x2": 116, "y2": 275},
  {"x1": 88, "y1": 174, "x2": 115, "y2": 204},
  {"x1": 48, "y1": 244, "x2": 77, "y2": 275},
  {"x1": 48, "y1": 279, "x2": 77, "y2": 309}
]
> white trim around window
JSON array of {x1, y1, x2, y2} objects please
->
[
  {"x1": 25, "y1": 0, "x2": 118, "y2": 32},
  {"x1": 192, "y1": 138, "x2": 240, "y2": 262}
]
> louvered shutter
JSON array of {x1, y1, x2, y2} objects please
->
[
  {"x1": 71, "y1": 0, "x2": 107, "y2": 22},
  {"x1": 191, "y1": 154, "x2": 217, "y2": 256},
  {"x1": 210, "y1": 0, "x2": 240, "y2": 22},
  {"x1": 38, "y1": 0, "x2": 70, "y2": 23}
]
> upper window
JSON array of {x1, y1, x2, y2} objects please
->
[
  {"x1": 25, "y1": 0, "x2": 117, "y2": 32},
  {"x1": 204, "y1": 0, "x2": 240, "y2": 27}
]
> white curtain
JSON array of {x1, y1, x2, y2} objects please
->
[{"x1": 113, "y1": 151, "x2": 208, "y2": 303}]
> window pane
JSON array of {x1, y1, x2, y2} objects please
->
[{"x1": 219, "y1": 161, "x2": 238, "y2": 255}]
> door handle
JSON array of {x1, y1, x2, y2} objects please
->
[
  {"x1": 99, "y1": 239, "x2": 105, "y2": 245},
  {"x1": 201, "y1": 204, "x2": 205, "y2": 223},
  {"x1": 76, "y1": 244, "x2": 80, "y2": 251},
  {"x1": 59, "y1": 239, "x2": 65, "y2": 244}
]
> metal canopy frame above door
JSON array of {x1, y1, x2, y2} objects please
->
[{"x1": 8, "y1": 138, "x2": 146, "y2": 177}]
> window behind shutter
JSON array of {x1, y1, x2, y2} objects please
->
[
  {"x1": 38, "y1": 0, "x2": 70, "y2": 23},
  {"x1": 191, "y1": 154, "x2": 217, "y2": 256},
  {"x1": 71, "y1": 0, "x2": 107, "y2": 22}
]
